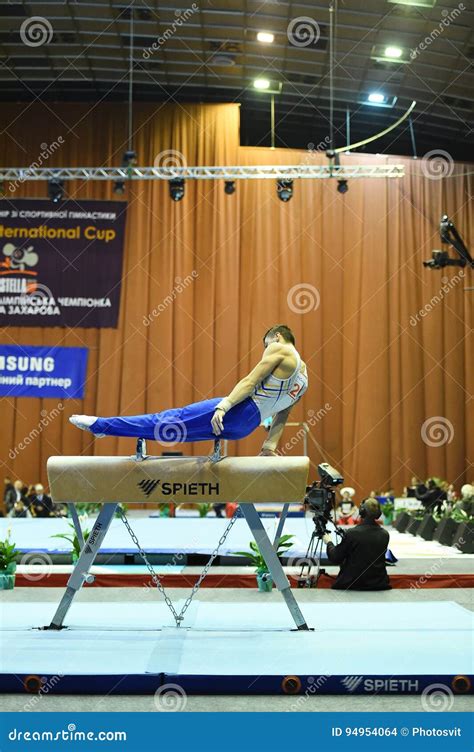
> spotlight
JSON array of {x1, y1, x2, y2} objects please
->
[
  {"x1": 257, "y1": 32, "x2": 274, "y2": 44},
  {"x1": 122, "y1": 150, "x2": 137, "y2": 167},
  {"x1": 384, "y1": 46, "x2": 403, "y2": 59},
  {"x1": 169, "y1": 178, "x2": 185, "y2": 202},
  {"x1": 337, "y1": 179, "x2": 349, "y2": 194},
  {"x1": 224, "y1": 180, "x2": 235, "y2": 195},
  {"x1": 48, "y1": 177, "x2": 64, "y2": 203},
  {"x1": 277, "y1": 179, "x2": 293, "y2": 202},
  {"x1": 368, "y1": 92, "x2": 385, "y2": 104},
  {"x1": 113, "y1": 150, "x2": 137, "y2": 195},
  {"x1": 254, "y1": 78, "x2": 270, "y2": 90}
]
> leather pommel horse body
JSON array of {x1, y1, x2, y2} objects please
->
[
  {"x1": 47, "y1": 455, "x2": 309, "y2": 505},
  {"x1": 46, "y1": 452, "x2": 311, "y2": 631}
]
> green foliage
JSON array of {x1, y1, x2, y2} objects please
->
[
  {"x1": 381, "y1": 501, "x2": 394, "y2": 517},
  {"x1": 0, "y1": 539, "x2": 18, "y2": 570},
  {"x1": 51, "y1": 522, "x2": 91, "y2": 556},
  {"x1": 451, "y1": 508, "x2": 474, "y2": 524},
  {"x1": 235, "y1": 534, "x2": 294, "y2": 574},
  {"x1": 198, "y1": 503, "x2": 212, "y2": 518}
]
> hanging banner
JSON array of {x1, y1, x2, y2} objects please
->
[
  {"x1": 0, "y1": 344, "x2": 88, "y2": 398},
  {"x1": 0, "y1": 199, "x2": 127, "y2": 328}
]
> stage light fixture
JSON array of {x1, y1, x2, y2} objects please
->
[
  {"x1": 257, "y1": 32, "x2": 274, "y2": 44},
  {"x1": 169, "y1": 178, "x2": 185, "y2": 202},
  {"x1": 48, "y1": 177, "x2": 64, "y2": 203},
  {"x1": 277, "y1": 179, "x2": 293, "y2": 202},
  {"x1": 337, "y1": 179, "x2": 349, "y2": 194},
  {"x1": 113, "y1": 150, "x2": 138, "y2": 194},
  {"x1": 224, "y1": 180, "x2": 236, "y2": 195}
]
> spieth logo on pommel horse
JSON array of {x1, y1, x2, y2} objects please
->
[{"x1": 45, "y1": 452, "x2": 311, "y2": 632}]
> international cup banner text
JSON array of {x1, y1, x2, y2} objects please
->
[
  {"x1": 0, "y1": 345, "x2": 88, "y2": 398},
  {"x1": 0, "y1": 199, "x2": 127, "y2": 327}
]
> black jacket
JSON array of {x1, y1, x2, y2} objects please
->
[
  {"x1": 415, "y1": 486, "x2": 446, "y2": 513},
  {"x1": 30, "y1": 494, "x2": 54, "y2": 518},
  {"x1": 326, "y1": 520, "x2": 391, "y2": 591}
]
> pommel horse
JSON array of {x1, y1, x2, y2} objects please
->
[{"x1": 46, "y1": 440, "x2": 310, "y2": 631}]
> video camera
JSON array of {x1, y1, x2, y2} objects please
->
[{"x1": 304, "y1": 462, "x2": 344, "y2": 537}]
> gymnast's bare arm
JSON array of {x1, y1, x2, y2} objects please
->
[{"x1": 211, "y1": 343, "x2": 285, "y2": 436}]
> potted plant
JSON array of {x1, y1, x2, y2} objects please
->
[
  {"x1": 381, "y1": 500, "x2": 394, "y2": 526},
  {"x1": 236, "y1": 534, "x2": 294, "y2": 592},
  {"x1": 198, "y1": 503, "x2": 211, "y2": 518},
  {"x1": 0, "y1": 531, "x2": 18, "y2": 590},
  {"x1": 51, "y1": 521, "x2": 91, "y2": 563}
]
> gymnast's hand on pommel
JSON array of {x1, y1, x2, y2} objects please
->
[
  {"x1": 259, "y1": 447, "x2": 278, "y2": 457},
  {"x1": 211, "y1": 407, "x2": 226, "y2": 435}
]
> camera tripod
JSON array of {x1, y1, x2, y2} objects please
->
[{"x1": 297, "y1": 515, "x2": 345, "y2": 589}]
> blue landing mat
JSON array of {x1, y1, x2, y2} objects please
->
[{"x1": 0, "y1": 601, "x2": 472, "y2": 695}]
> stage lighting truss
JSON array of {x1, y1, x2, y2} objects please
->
[{"x1": 0, "y1": 164, "x2": 404, "y2": 182}]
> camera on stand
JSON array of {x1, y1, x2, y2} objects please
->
[{"x1": 297, "y1": 462, "x2": 345, "y2": 589}]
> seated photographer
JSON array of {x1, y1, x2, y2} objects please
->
[{"x1": 322, "y1": 499, "x2": 391, "y2": 591}]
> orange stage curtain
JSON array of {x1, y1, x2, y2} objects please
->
[{"x1": 0, "y1": 103, "x2": 471, "y2": 502}]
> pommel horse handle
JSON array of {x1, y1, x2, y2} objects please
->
[{"x1": 135, "y1": 438, "x2": 222, "y2": 463}]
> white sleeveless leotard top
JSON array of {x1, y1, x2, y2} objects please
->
[{"x1": 251, "y1": 348, "x2": 308, "y2": 422}]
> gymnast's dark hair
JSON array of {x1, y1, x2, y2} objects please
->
[{"x1": 263, "y1": 325, "x2": 295, "y2": 345}]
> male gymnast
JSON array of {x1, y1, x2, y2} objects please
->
[{"x1": 70, "y1": 324, "x2": 308, "y2": 456}]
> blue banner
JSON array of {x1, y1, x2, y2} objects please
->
[
  {"x1": 0, "y1": 344, "x2": 88, "y2": 398},
  {"x1": 0, "y1": 712, "x2": 471, "y2": 752}
]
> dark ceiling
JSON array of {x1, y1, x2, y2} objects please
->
[{"x1": 0, "y1": 0, "x2": 473, "y2": 160}]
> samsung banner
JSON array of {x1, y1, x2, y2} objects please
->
[
  {"x1": 0, "y1": 199, "x2": 127, "y2": 327},
  {"x1": 0, "y1": 345, "x2": 88, "y2": 398}
]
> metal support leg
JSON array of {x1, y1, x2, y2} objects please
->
[
  {"x1": 273, "y1": 503, "x2": 290, "y2": 549},
  {"x1": 46, "y1": 503, "x2": 118, "y2": 630},
  {"x1": 68, "y1": 503, "x2": 84, "y2": 548},
  {"x1": 136, "y1": 438, "x2": 147, "y2": 461},
  {"x1": 209, "y1": 439, "x2": 222, "y2": 463},
  {"x1": 239, "y1": 504, "x2": 309, "y2": 630}
]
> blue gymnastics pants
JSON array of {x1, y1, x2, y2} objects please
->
[{"x1": 91, "y1": 397, "x2": 262, "y2": 442}]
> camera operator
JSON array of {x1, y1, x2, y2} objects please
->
[{"x1": 322, "y1": 499, "x2": 391, "y2": 591}]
